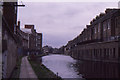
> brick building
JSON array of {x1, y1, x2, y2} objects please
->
[
  {"x1": 64, "y1": 8, "x2": 120, "y2": 63},
  {"x1": 17, "y1": 24, "x2": 43, "y2": 55},
  {"x1": 24, "y1": 25, "x2": 36, "y2": 50},
  {"x1": 36, "y1": 33, "x2": 42, "y2": 53},
  {"x1": 16, "y1": 21, "x2": 29, "y2": 56},
  {"x1": 2, "y1": 1, "x2": 42, "y2": 78},
  {"x1": 2, "y1": 2, "x2": 19, "y2": 78}
]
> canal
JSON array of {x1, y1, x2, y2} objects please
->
[{"x1": 42, "y1": 54, "x2": 119, "y2": 79}]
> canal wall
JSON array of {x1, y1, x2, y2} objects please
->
[
  {"x1": 2, "y1": 21, "x2": 18, "y2": 78},
  {"x1": 70, "y1": 41, "x2": 119, "y2": 63}
]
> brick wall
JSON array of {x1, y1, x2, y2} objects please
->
[
  {"x1": 64, "y1": 9, "x2": 120, "y2": 63},
  {"x1": 2, "y1": 29, "x2": 18, "y2": 78},
  {"x1": 71, "y1": 41, "x2": 119, "y2": 63}
]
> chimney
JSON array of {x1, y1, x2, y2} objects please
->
[
  {"x1": 25, "y1": 25, "x2": 34, "y2": 29},
  {"x1": 99, "y1": 13, "x2": 105, "y2": 18},
  {"x1": 16, "y1": 21, "x2": 20, "y2": 30},
  {"x1": 90, "y1": 21, "x2": 93, "y2": 25},
  {"x1": 92, "y1": 18, "x2": 96, "y2": 23},
  {"x1": 105, "y1": 8, "x2": 113, "y2": 14},
  {"x1": 95, "y1": 15, "x2": 99, "y2": 20},
  {"x1": 86, "y1": 25, "x2": 90, "y2": 28},
  {"x1": 18, "y1": 21, "x2": 20, "y2": 28}
]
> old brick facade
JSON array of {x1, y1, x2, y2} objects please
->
[
  {"x1": 2, "y1": 2, "x2": 19, "y2": 78},
  {"x1": 16, "y1": 21, "x2": 29, "y2": 56},
  {"x1": 64, "y1": 8, "x2": 120, "y2": 63},
  {"x1": 2, "y1": 1, "x2": 42, "y2": 78},
  {"x1": 17, "y1": 24, "x2": 43, "y2": 55},
  {"x1": 36, "y1": 33, "x2": 42, "y2": 52}
]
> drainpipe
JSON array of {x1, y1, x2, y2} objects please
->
[
  {"x1": 118, "y1": 36, "x2": 120, "y2": 62},
  {"x1": 28, "y1": 34, "x2": 29, "y2": 56}
]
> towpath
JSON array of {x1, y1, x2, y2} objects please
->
[{"x1": 19, "y1": 56, "x2": 38, "y2": 79}]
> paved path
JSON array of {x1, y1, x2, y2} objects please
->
[{"x1": 19, "y1": 56, "x2": 38, "y2": 79}]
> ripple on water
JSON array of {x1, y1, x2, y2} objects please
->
[{"x1": 42, "y1": 54, "x2": 82, "y2": 78}]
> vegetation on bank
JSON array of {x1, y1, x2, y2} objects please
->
[
  {"x1": 28, "y1": 56, "x2": 63, "y2": 80},
  {"x1": 10, "y1": 56, "x2": 22, "y2": 79},
  {"x1": 36, "y1": 53, "x2": 49, "y2": 57}
]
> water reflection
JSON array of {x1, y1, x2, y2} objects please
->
[
  {"x1": 42, "y1": 54, "x2": 120, "y2": 79},
  {"x1": 74, "y1": 60, "x2": 120, "y2": 79},
  {"x1": 42, "y1": 54, "x2": 82, "y2": 78}
]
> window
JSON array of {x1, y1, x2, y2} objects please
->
[
  {"x1": 119, "y1": 48, "x2": 120, "y2": 57},
  {"x1": 104, "y1": 48, "x2": 106, "y2": 58},
  {"x1": 113, "y1": 48, "x2": 115, "y2": 58},
  {"x1": 107, "y1": 19, "x2": 111, "y2": 29},
  {"x1": 95, "y1": 27, "x2": 96, "y2": 33},
  {"x1": 94, "y1": 25, "x2": 98, "y2": 34},
  {"x1": 100, "y1": 49, "x2": 102, "y2": 57},
  {"x1": 0, "y1": 2, "x2": 3, "y2": 15},
  {"x1": 107, "y1": 48, "x2": 109, "y2": 58},
  {"x1": 103, "y1": 20, "x2": 107, "y2": 31},
  {"x1": 15, "y1": 5, "x2": 17, "y2": 14},
  {"x1": 2, "y1": 40, "x2": 7, "y2": 52},
  {"x1": 115, "y1": 16, "x2": 120, "y2": 28},
  {"x1": 98, "y1": 23, "x2": 100, "y2": 32},
  {"x1": 94, "y1": 51, "x2": 95, "y2": 57}
]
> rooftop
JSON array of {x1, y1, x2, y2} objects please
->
[{"x1": 21, "y1": 28, "x2": 32, "y2": 34}]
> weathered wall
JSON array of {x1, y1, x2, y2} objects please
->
[
  {"x1": 64, "y1": 9, "x2": 120, "y2": 63},
  {"x1": 71, "y1": 41, "x2": 119, "y2": 63},
  {"x1": 2, "y1": 30, "x2": 18, "y2": 78}
]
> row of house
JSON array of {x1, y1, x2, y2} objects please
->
[
  {"x1": 64, "y1": 8, "x2": 120, "y2": 63},
  {"x1": 2, "y1": 1, "x2": 42, "y2": 78},
  {"x1": 16, "y1": 22, "x2": 42, "y2": 56},
  {"x1": 42, "y1": 45, "x2": 63, "y2": 55}
]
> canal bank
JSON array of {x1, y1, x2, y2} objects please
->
[{"x1": 28, "y1": 55, "x2": 62, "y2": 80}]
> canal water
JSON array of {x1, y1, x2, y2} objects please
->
[{"x1": 42, "y1": 54, "x2": 119, "y2": 79}]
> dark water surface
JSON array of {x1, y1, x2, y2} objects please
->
[
  {"x1": 42, "y1": 54, "x2": 120, "y2": 79},
  {"x1": 74, "y1": 60, "x2": 120, "y2": 79}
]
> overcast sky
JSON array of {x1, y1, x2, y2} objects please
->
[{"x1": 18, "y1": 1, "x2": 118, "y2": 48}]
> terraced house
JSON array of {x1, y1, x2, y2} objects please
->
[
  {"x1": 2, "y1": 1, "x2": 42, "y2": 78},
  {"x1": 64, "y1": 8, "x2": 120, "y2": 63}
]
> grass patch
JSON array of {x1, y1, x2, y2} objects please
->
[
  {"x1": 29, "y1": 59, "x2": 63, "y2": 80},
  {"x1": 10, "y1": 56, "x2": 22, "y2": 79}
]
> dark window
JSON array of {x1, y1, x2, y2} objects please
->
[
  {"x1": 104, "y1": 48, "x2": 106, "y2": 58},
  {"x1": 119, "y1": 47, "x2": 120, "y2": 57},
  {"x1": 115, "y1": 16, "x2": 120, "y2": 28},
  {"x1": 113, "y1": 48, "x2": 116, "y2": 58},
  {"x1": 107, "y1": 48, "x2": 109, "y2": 58},
  {"x1": 100, "y1": 49, "x2": 102, "y2": 57},
  {"x1": 94, "y1": 49, "x2": 95, "y2": 57},
  {"x1": 107, "y1": 19, "x2": 111, "y2": 29},
  {"x1": 2, "y1": 39, "x2": 7, "y2": 53}
]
